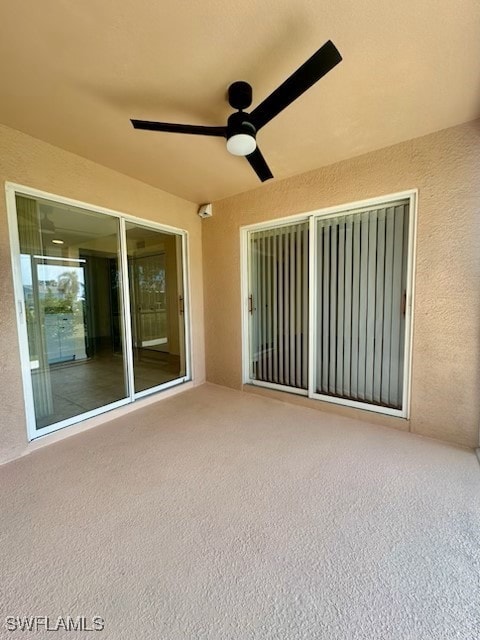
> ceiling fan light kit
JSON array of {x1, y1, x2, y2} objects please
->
[
  {"x1": 131, "y1": 40, "x2": 342, "y2": 182},
  {"x1": 226, "y1": 134, "x2": 256, "y2": 156}
]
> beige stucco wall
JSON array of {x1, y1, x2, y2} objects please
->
[
  {"x1": 0, "y1": 124, "x2": 205, "y2": 464},
  {"x1": 203, "y1": 120, "x2": 480, "y2": 448}
]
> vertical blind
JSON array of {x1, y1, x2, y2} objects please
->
[
  {"x1": 17, "y1": 196, "x2": 54, "y2": 420},
  {"x1": 315, "y1": 202, "x2": 409, "y2": 409},
  {"x1": 250, "y1": 222, "x2": 309, "y2": 389}
]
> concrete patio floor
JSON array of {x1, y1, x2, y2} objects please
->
[{"x1": 1, "y1": 384, "x2": 479, "y2": 639}]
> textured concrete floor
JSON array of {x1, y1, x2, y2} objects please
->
[{"x1": 1, "y1": 384, "x2": 479, "y2": 639}]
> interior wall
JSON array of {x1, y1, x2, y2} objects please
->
[
  {"x1": 0, "y1": 123, "x2": 205, "y2": 464},
  {"x1": 203, "y1": 120, "x2": 480, "y2": 448}
]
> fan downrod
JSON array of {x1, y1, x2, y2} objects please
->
[{"x1": 228, "y1": 81, "x2": 252, "y2": 111}]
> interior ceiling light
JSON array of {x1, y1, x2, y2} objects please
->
[
  {"x1": 51, "y1": 239, "x2": 64, "y2": 245},
  {"x1": 130, "y1": 40, "x2": 342, "y2": 182}
]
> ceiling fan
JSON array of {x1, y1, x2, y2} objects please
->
[{"x1": 131, "y1": 40, "x2": 342, "y2": 182}]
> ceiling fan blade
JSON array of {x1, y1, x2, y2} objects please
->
[
  {"x1": 131, "y1": 119, "x2": 227, "y2": 137},
  {"x1": 250, "y1": 40, "x2": 342, "y2": 131},
  {"x1": 246, "y1": 147, "x2": 274, "y2": 182}
]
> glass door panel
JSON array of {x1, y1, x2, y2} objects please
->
[
  {"x1": 313, "y1": 202, "x2": 409, "y2": 410},
  {"x1": 16, "y1": 195, "x2": 128, "y2": 431},
  {"x1": 249, "y1": 223, "x2": 309, "y2": 391},
  {"x1": 125, "y1": 222, "x2": 186, "y2": 393}
]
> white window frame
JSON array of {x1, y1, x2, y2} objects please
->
[
  {"x1": 6, "y1": 182, "x2": 193, "y2": 441},
  {"x1": 240, "y1": 189, "x2": 417, "y2": 419}
]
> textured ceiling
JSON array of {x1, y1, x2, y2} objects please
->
[{"x1": 0, "y1": 0, "x2": 479, "y2": 203}]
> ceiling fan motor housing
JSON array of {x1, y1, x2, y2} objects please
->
[{"x1": 227, "y1": 111, "x2": 256, "y2": 139}]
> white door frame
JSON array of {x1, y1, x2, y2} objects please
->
[
  {"x1": 240, "y1": 189, "x2": 418, "y2": 419},
  {"x1": 6, "y1": 182, "x2": 192, "y2": 441}
]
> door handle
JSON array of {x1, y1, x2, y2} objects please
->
[
  {"x1": 179, "y1": 295, "x2": 184, "y2": 314},
  {"x1": 17, "y1": 300, "x2": 24, "y2": 322}
]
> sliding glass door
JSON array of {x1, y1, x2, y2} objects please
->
[
  {"x1": 125, "y1": 222, "x2": 186, "y2": 395},
  {"x1": 16, "y1": 195, "x2": 128, "y2": 431},
  {"x1": 245, "y1": 194, "x2": 415, "y2": 417},
  {"x1": 10, "y1": 190, "x2": 189, "y2": 439}
]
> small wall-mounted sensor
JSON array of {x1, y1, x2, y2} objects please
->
[{"x1": 198, "y1": 203, "x2": 213, "y2": 219}]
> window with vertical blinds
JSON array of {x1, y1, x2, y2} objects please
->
[
  {"x1": 250, "y1": 223, "x2": 309, "y2": 390},
  {"x1": 247, "y1": 196, "x2": 412, "y2": 415}
]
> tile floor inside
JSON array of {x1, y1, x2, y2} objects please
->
[{"x1": 36, "y1": 348, "x2": 181, "y2": 428}]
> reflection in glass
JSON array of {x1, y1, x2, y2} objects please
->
[
  {"x1": 16, "y1": 195, "x2": 127, "y2": 429},
  {"x1": 125, "y1": 222, "x2": 186, "y2": 392}
]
